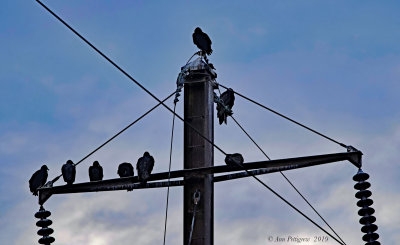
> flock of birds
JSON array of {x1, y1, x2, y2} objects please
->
[
  {"x1": 192, "y1": 27, "x2": 235, "y2": 125},
  {"x1": 29, "y1": 152, "x2": 155, "y2": 196},
  {"x1": 29, "y1": 27, "x2": 238, "y2": 196}
]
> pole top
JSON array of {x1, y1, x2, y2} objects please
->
[{"x1": 180, "y1": 57, "x2": 217, "y2": 81}]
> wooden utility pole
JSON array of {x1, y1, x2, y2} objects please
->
[
  {"x1": 37, "y1": 58, "x2": 362, "y2": 245},
  {"x1": 183, "y1": 63, "x2": 216, "y2": 245}
]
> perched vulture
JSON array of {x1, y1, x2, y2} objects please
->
[
  {"x1": 225, "y1": 153, "x2": 244, "y2": 166},
  {"x1": 89, "y1": 161, "x2": 103, "y2": 181},
  {"x1": 217, "y1": 88, "x2": 235, "y2": 124},
  {"x1": 193, "y1": 27, "x2": 213, "y2": 56},
  {"x1": 136, "y1": 152, "x2": 155, "y2": 184},
  {"x1": 62, "y1": 160, "x2": 76, "y2": 185},
  {"x1": 118, "y1": 162, "x2": 134, "y2": 178},
  {"x1": 29, "y1": 165, "x2": 49, "y2": 196}
]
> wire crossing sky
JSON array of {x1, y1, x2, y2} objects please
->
[{"x1": 1, "y1": 1, "x2": 400, "y2": 245}]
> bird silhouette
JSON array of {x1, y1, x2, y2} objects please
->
[
  {"x1": 89, "y1": 161, "x2": 103, "y2": 181},
  {"x1": 62, "y1": 160, "x2": 76, "y2": 185},
  {"x1": 136, "y1": 152, "x2": 155, "y2": 185},
  {"x1": 118, "y1": 162, "x2": 134, "y2": 178},
  {"x1": 217, "y1": 88, "x2": 235, "y2": 124},
  {"x1": 225, "y1": 153, "x2": 244, "y2": 166},
  {"x1": 193, "y1": 27, "x2": 213, "y2": 56},
  {"x1": 29, "y1": 165, "x2": 49, "y2": 196}
]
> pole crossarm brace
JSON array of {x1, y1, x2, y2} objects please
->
[{"x1": 38, "y1": 151, "x2": 361, "y2": 205}]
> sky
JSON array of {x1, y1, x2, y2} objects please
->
[{"x1": 1, "y1": 0, "x2": 399, "y2": 244}]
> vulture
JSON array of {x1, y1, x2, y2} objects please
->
[
  {"x1": 225, "y1": 153, "x2": 244, "y2": 166},
  {"x1": 136, "y1": 152, "x2": 155, "y2": 185},
  {"x1": 89, "y1": 161, "x2": 103, "y2": 181},
  {"x1": 29, "y1": 165, "x2": 49, "y2": 196},
  {"x1": 62, "y1": 160, "x2": 76, "y2": 185},
  {"x1": 217, "y1": 88, "x2": 235, "y2": 124},
  {"x1": 118, "y1": 162, "x2": 134, "y2": 178},
  {"x1": 193, "y1": 27, "x2": 213, "y2": 56}
]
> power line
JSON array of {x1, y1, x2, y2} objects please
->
[
  {"x1": 215, "y1": 86, "x2": 346, "y2": 244},
  {"x1": 230, "y1": 115, "x2": 347, "y2": 245},
  {"x1": 35, "y1": 2, "x2": 348, "y2": 243},
  {"x1": 235, "y1": 162, "x2": 345, "y2": 245},
  {"x1": 35, "y1": 0, "x2": 227, "y2": 157},
  {"x1": 50, "y1": 90, "x2": 176, "y2": 184},
  {"x1": 163, "y1": 102, "x2": 178, "y2": 245},
  {"x1": 217, "y1": 82, "x2": 347, "y2": 148}
]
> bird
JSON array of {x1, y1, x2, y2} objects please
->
[
  {"x1": 217, "y1": 88, "x2": 235, "y2": 124},
  {"x1": 136, "y1": 152, "x2": 155, "y2": 185},
  {"x1": 29, "y1": 165, "x2": 49, "y2": 196},
  {"x1": 118, "y1": 162, "x2": 134, "y2": 178},
  {"x1": 89, "y1": 161, "x2": 103, "y2": 181},
  {"x1": 61, "y1": 160, "x2": 76, "y2": 185},
  {"x1": 225, "y1": 153, "x2": 244, "y2": 166},
  {"x1": 193, "y1": 27, "x2": 213, "y2": 56}
]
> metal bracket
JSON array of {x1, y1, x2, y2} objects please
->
[
  {"x1": 193, "y1": 190, "x2": 201, "y2": 205},
  {"x1": 346, "y1": 145, "x2": 363, "y2": 168}
]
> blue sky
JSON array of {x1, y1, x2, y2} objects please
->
[{"x1": 1, "y1": 1, "x2": 399, "y2": 244}]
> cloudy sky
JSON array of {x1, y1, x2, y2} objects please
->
[{"x1": 1, "y1": 1, "x2": 399, "y2": 244}]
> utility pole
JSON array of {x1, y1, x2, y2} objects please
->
[
  {"x1": 183, "y1": 62, "x2": 216, "y2": 245},
  {"x1": 37, "y1": 58, "x2": 364, "y2": 245}
]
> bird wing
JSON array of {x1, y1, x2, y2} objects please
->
[
  {"x1": 136, "y1": 157, "x2": 144, "y2": 172},
  {"x1": 221, "y1": 90, "x2": 235, "y2": 109},
  {"x1": 99, "y1": 165, "x2": 104, "y2": 179},
  {"x1": 61, "y1": 164, "x2": 66, "y2": 177},
  {"x1": 226, "y1": 91, "x2": 235, "y2": 108},
  {"x1": 203, "y1": 33, "x2": 212, "y2": 55},
  {"x1": 149, "y1": 156, "x2": 155, "y2": 173},
  {"x1": 71, "y1": 165, "x2": 76, "y2": 182},
  {"x1": 42, "y1": 170, "x2": 48, "y2": 186},
  {"x1": 29, "y1": 169, "x2": 40, "y2": 192}
]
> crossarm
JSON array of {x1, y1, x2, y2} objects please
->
[{"x1": 38, "y1": 151, "x2": 361, "y2": 204}]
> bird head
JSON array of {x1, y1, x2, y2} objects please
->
[
  {"x1": 93, "y1": 161, "x2": 99, "y2": 166},
  {"x1": 194, "y1": 27, "x2": 202, "y2": 33},
  {"x1": 66, "y1": 160, "x2": 73, "y2": 165},
  {"x1": 41, "y1": 165, "x2": 49, "y2": 171},
  {"x1": 144, "y1": 152, "x2": 150, "y2": 157}
]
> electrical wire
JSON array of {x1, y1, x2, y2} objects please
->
[
  {"x1": 215, "y1": 87, "x2": 346, "y2": 244},
  {"x1": 217, "y1": 82, "x2": 347, "y2": 148},
  {"x1": 162, "y1": 102, "x2": 177, "y2": 245},
  {"x1": 230, "y1": 115, "x2": 347, "y2": 245},
  {"x1": 35, "y1": 0, "x2": 227, "y2": 158},
  {"x1": 237, "y1": 164, "x2": 345, "y2": 245},
  {"x1": 35, "y1": 3, "x2": 347, "y2": 243},
  {"x1": 50, "y1": 90, "x2": 176, "y2": 184}
]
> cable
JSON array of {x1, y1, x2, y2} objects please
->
[
  {"x1": 162, "y1": 102, "x2": 177, "y2": 245},
  {"x1": 50, "y1": 90, "x2": 176, "y2": 184},
  {"x1": 279, "y1": 173, "x2": 347, "y2": 245},
  {"x1": 36, "y1": 4, "x2": 345, "y2": 243},
  {"x1": 35, "y1": 0, "x2": 227, "y2": 157},
  {"x1": 217, "y1": 82, "x2": 347, "y2": 148},
  {"x1": 236, "y1": 163, "x2": 345, "y2": 245},
  {"x1": 230, "y1": 116, "x2": 272, "y2": 160},
  {"x1": 230, "y1": 115, "x2": 347, "y2": 245},
  {"x1": 215, "y1": 87, "x2": 346, "y2": 244}
]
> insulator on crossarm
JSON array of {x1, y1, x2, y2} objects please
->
[
  {"x1": 360, "y1": 215, "x2": 376, "y2": 225},
  {"x1": 353, "y1": 169, "x2": 380, "y2": 245},
  {"x1": 35, "y1": 206, "x2": 55, "y2": 244},
  {"x1": 357, "y1": 198, "x2": 373, "y2": 207}
]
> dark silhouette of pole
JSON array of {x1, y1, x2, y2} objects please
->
[{"x1": 183, "y1": 62, "x2": 216, "y2": 245}]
